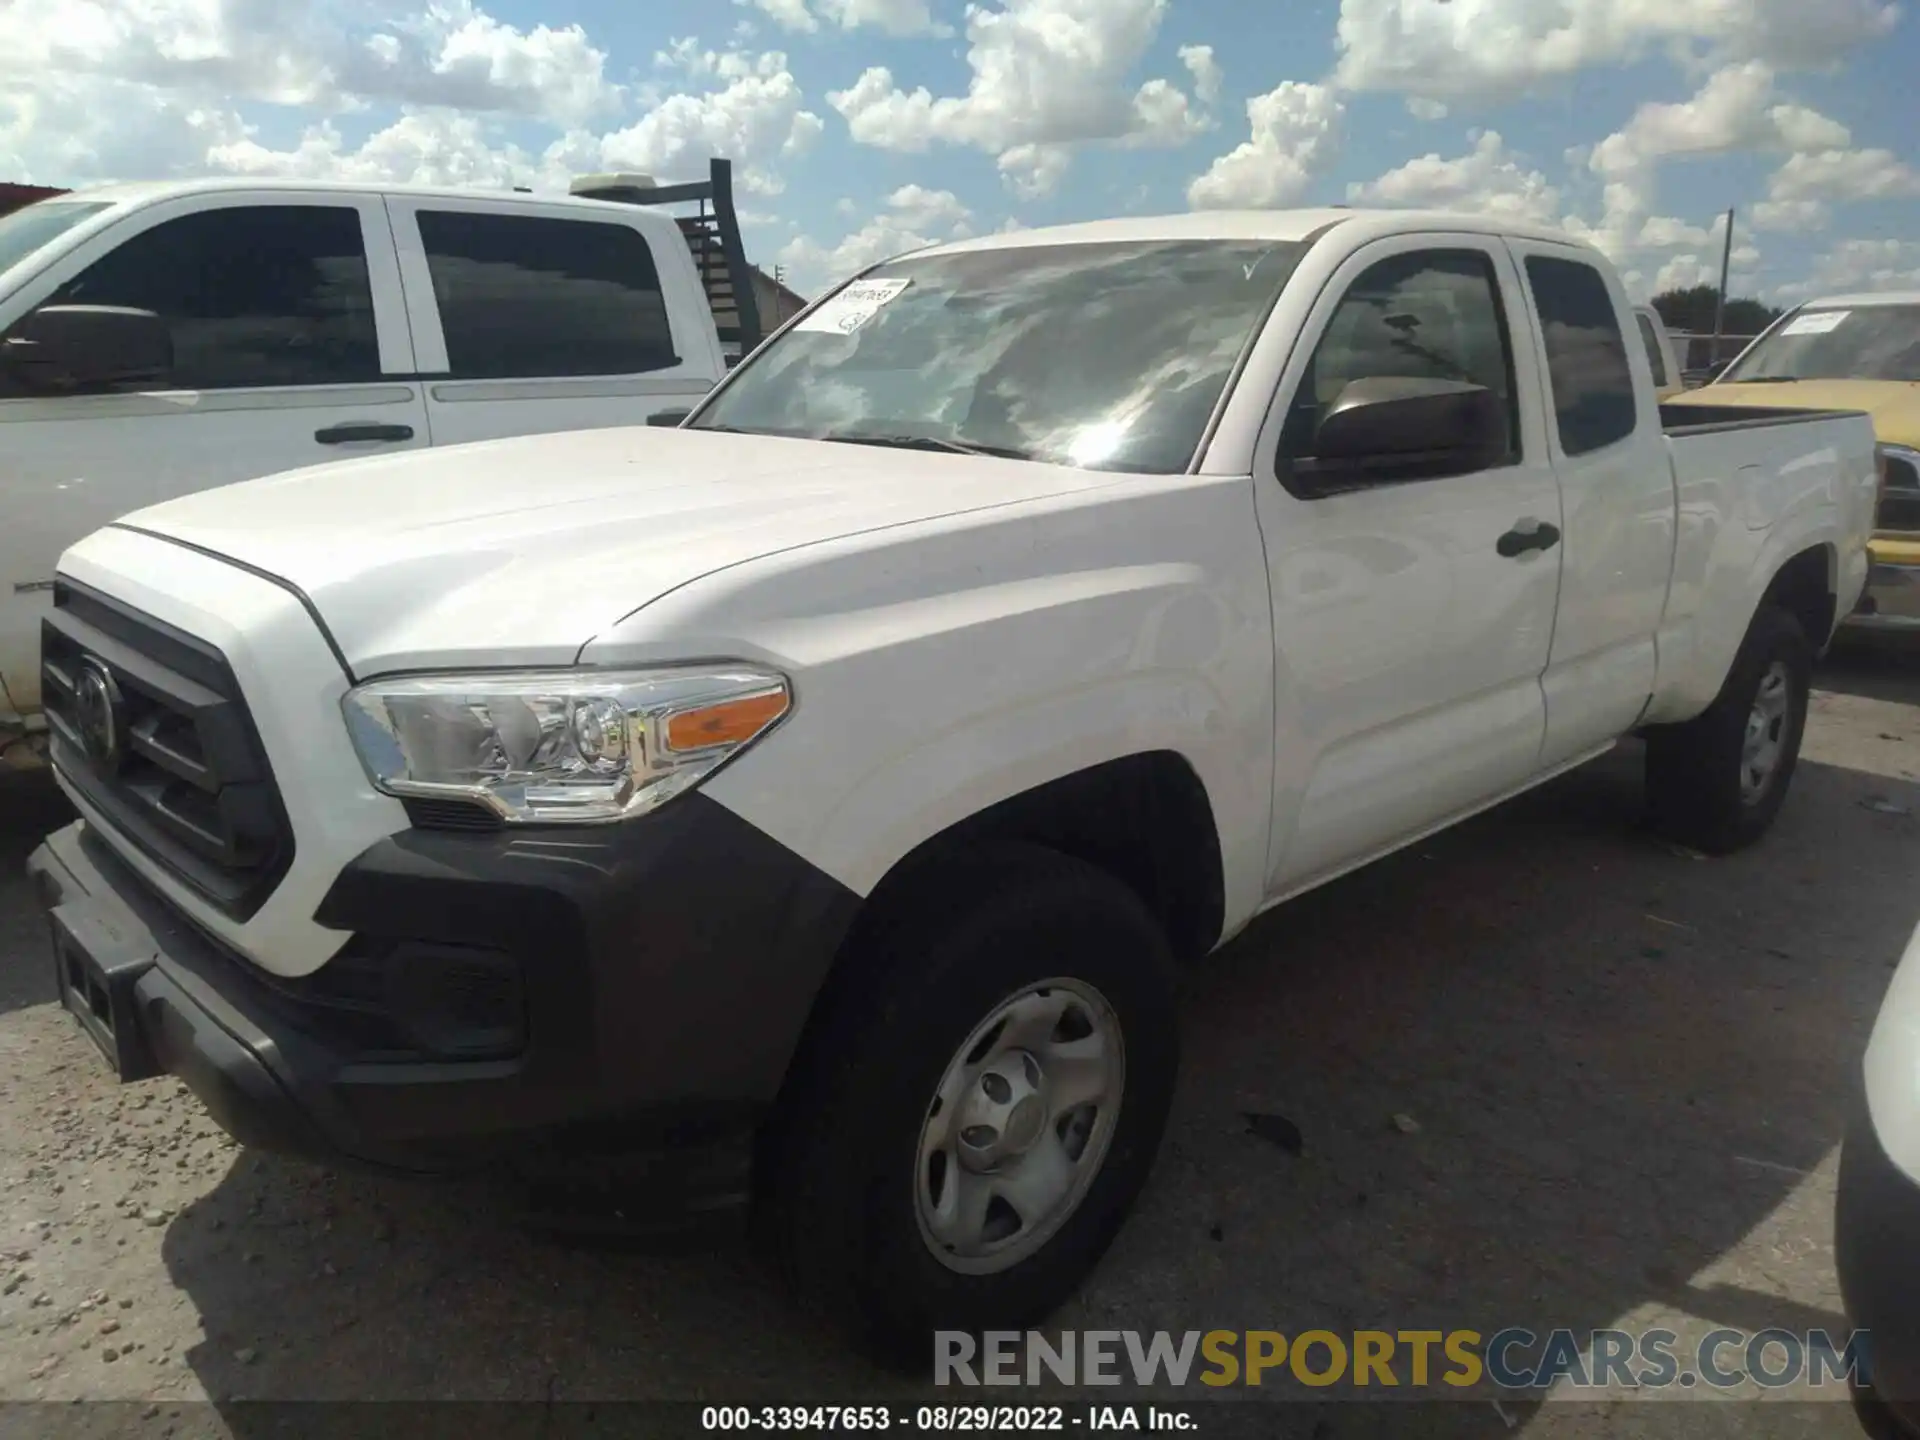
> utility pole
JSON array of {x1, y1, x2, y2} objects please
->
[{"x1": 1711, "y1": 207, "x2": 1736, "y2": 365}]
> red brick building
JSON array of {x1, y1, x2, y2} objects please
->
[{"x1": 0, "y1": 183, "x2": 68, "y2": 217}]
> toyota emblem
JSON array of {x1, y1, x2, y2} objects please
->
[{"x1": 73, "y1": 658, "x2": 125, "y2": 772}]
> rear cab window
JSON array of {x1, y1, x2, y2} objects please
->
[
  {"x1": 414, "y1": 210, "x2": 679, "y2": 380},
  {"x1": 1526, "y1": 255, "x2": 1639, "y2": 455}
]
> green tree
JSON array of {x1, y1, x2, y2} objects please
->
[{"x1": 1651, "y1": 284, "x2": 1783, "y2": 336}]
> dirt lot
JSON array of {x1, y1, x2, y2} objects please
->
[{"x1": 3, "y1": 643, "x2": 1920, "y2": 1438}]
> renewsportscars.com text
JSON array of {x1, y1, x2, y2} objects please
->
[{"x1": 934, "y1": 1328, "x2": 1870, "y2": 1391}]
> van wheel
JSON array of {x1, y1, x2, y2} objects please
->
[
  {"x1": 767, "y1": 846, "x2": 1179, "y2": 1367},
  {"x1": 1645, "y1": 604, "x2": 1812, "y2": 855}
]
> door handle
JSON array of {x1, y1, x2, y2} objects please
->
[
  {"x1": 314, "y1": 422, "x2": 415, "y2": 445},
  {"x1": 1496, "y1": 519, "x2": 1561, "y2": 558}
]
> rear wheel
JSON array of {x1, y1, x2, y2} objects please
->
[
  {"x1": 767, "y1": 846, "x2": 1179, "y2": 1366},
  {"x1": 1645, "y1": 604, "x2": 1812, "y2": 854}
]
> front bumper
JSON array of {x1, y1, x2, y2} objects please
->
[
  {"x1": 1846, "y1": 559, "x2": 1920, "y2": 632},
  {"x1": 1839, "y1": 1084, "x2": 1920, "y2": 1430},
  {"x1": 27, "y1": 795, "x2": 859, "y2": 1214}
]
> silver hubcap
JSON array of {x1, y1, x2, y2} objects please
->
[
  {"x1": 914, "y1": 979, "x2": 1124, "y2": 1275},
  {"x1": 1741, "y1": 660, "x2": 1794, "y2": 805}
]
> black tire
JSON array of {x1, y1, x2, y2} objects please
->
[
  {"x1": 1645, "y1": 603, "x2": 1812, "y2": 855},
  {"x1": 765, "y1": 845, "x2": 1179, "y2": 1368}
]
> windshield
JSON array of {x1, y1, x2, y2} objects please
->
[
  {"x1": 0, "y1": 200, "x2": 111, "y2": 283},
  {"x1": 1722, "y1": 303, "x2": 1920, "y2": 383},
  {"x1": 690, "y1": 239, "x2": 1310, "y2": 474}
]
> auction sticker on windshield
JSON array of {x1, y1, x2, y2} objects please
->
[
  {"x1": 797, "y1": 278, "x2": 913, "y2": 335},
  {"x1": 1781, "y1": 310, "x2": 1849, "y2": 336}
]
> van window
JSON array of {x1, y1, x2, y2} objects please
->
[
  {"x1": 41, "y1": 205, "x2": 380, "y2": 390},
  {"x1": 416, "y1": 211, "x2": 677, "y2": 380},
  {"x1": 1635, "y1": 311, "x2": 1669, "y2": 388},
  {"x1": 1526, "y1": 255, "x2": 1638, "y2": 456}
]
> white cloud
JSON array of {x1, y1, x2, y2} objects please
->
[
  {"x1": 1651, "y1": 240, "x2": 1760, "y2": 296},
  {"x1": 742, "y1": 0, "x2": 946, "y2": 35},
  {"x1": 997, "y1": 142, "x2": 1073, "y2": 199},
  {"x1": 0, "y1": 71, "x2": 248, "y2": 185},
  {"x1": 1346, "y1": 129, "x2": 1560, "y2": 223},
  {"x1": 1333, "y1": 0, "x2": 1898, "y2": 104},
  {"x1": 1750, "y1": 197, "x2": 1829, "y2": 233},
  {"x1": 0, "y1": 0, "x2": 624, "y2": 129},
  {"x1": 1767, "y1": 148, "x2": 1920, "y2": 203},
  {"x1": 589, "y1": 50, "x2": 824, "y2": 190},
  {"x1": 1775, "y1": 239, "x2": 1920, "y2": 300},
  {"x1": 205, "y1": 110, "x2": 558, "y2": 188},
  {"x1": 885, "y1": 182, "x2": 972, "y2": 231},
  {"x1": 1129, "y1": 78, "x2": 1210, "y2": 147},
  {"x1": 779, "y1": 184, "x2": 974, "y2": 289},
  {"x1": 1187, "y1": 81, "x2": 1343, "y2": 209},
  {"x1": 829, "y1": 0, "x2": 1209, "y2": 192},
  {"x1": 1405, "y1": 96, "x2": 1449, "y2": 121},
  {"x1": 1587, "y1": 62, "x2": 1847, "y2": 186},
  {"x1": 1179, "y1": 44, "x2": 1222, "y2": 106},
  {"x1": 819, "y1": 0, "x2": 948, "y2": 36},
  {"x1": 1570, "y1": 62, "x2": 1856, "y2": 260},
  {"x1": 740, "y1": 0, "x2": 819, "y2": 32}
]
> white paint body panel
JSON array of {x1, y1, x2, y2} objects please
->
[
  {"x1": 0, "y1": 179, "x2": 729, "y2": 724},
  {"x1": 1509, "y1": 238, "x2": 1676, "y2": 769},
  {"x1": 1865, "y1": 917, "x2": 1920, "y2": 1184},
  {"x1": 38, "y1": 207, "x2": 1880, "y2": 982},
  {"x1": 53, "y1": 527, "x2": 409, "y2": 977}
]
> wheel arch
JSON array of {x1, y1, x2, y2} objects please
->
[{"x1": 755, "y1": 751, "x2": 1225, "y2": 1188}]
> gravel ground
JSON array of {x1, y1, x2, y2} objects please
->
[{"x1": 2, "y1": 642, "x2": 1919, "y2": 1439}]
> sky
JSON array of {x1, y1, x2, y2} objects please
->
[{"x1": 3, "y1": 0, "x2": 1919, "y2": 306}]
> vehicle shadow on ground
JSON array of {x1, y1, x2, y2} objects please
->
[
  {"x1": 1818, "y1": 638, "x2": 1920, "y2": 708},
  {"x1": 147, "y1": 742, "x2": 1920, "y2": 1432},
  {"x1": 0, "y1": 767, "x2": 72, "y2": 1020}
]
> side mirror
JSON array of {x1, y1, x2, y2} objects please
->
[
  {"x1": 1294, "y1": 376, "x2": 1509, "y2": 489},
  {"x1": 1, "y1": 305, "x2": 172, "y2": 393}
]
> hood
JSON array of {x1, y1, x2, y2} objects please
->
[
  {"x1": 120, "y1": 426, "x2": 1114, "y2": 677},
  {"x1": 1699, "y1": 379, "x2": 1920, "y2": 444}
]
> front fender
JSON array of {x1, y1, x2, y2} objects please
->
[{"x1": 581, "y1": 476, "x2": 1278, "y2": 937}]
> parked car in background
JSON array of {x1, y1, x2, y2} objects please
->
[
  {"x1": 1633, "y1": 302, "x2": 1683, "y2": 399},
  {"x1": 0, "y1": 162, "x2": 761, "y2": 755},
  {"x1": 1695, "y1": 291, "x2": 1920, "y2": 635},
  {"x1": 28, "y1": 208, "x2": 1876, "y2": 1355}
]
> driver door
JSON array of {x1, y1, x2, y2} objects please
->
[{"x1": 1251, "y1": 234, "x2": 1566, "y2": 895}]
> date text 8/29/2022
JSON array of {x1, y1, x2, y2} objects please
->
[{"x1": 700, "y1": 1406, "x2": 1198, "y2": 1431}]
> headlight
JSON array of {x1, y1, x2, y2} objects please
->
[{"x1": 342, "y1": 666, "x2": 790, "y2": 824}]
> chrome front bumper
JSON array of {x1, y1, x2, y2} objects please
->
[{"x1": 1847, "y1": 560, "x2": 1920, "y2": 632}]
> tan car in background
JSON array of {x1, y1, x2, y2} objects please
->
[{"x1": 1694, "y1": 291, "x2": 1920, "y2": 635}]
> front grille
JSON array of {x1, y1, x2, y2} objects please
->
[
  {"x1": 42, "y1": 579, "x2": 294, "y2": 920},
  {"x1": 1880, "y1": 453, "x2": 1920, "y2": 535}
]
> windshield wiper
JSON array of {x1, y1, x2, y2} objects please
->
[
  {"x1": 815, "y1": 432, "x2": 1036, "y2": 462},
  {"x1": 1723, "y1": 375, "x2": 1801, "y2": 384}
]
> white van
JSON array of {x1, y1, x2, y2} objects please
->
[{"x1": 0, "y1": 164, "x2": 761, "y2": 752}]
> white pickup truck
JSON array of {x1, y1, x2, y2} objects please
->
[
  {"x1": 26, "y1": 209, "x2": 1878, "y2": 1358},
  {"x1": 0, "y1": 162, "x2": 762, "y2": 753}
]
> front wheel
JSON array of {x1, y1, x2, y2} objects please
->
[
  {"x1": 1645, "y1": 603, "x2": 1812, "y2": 854},
  {"x1": 767, "y1": 846, "x2": 1180, "y2": 1365}
]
